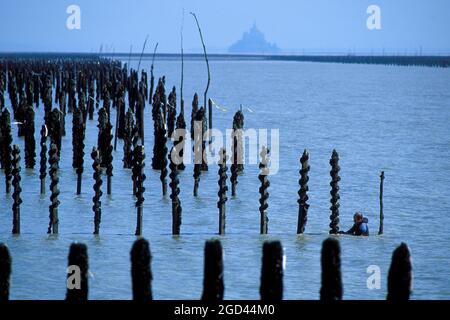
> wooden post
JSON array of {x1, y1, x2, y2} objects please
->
[
  {"x1": 169, "y1": 146, "x2": 182, "y2": 235},
  {"x1": 91, "y1": 147, "x2": 103, "y2": 234},
  {"x1": 0, "y1": 243, "x2": 11, "y2": 301},
  {"x1": 66, "y1": 243, "x2": 89, "y2": 301},
  {"x1": 329, "y1": 150, "x2": 341, "y2": 234},
  {"x1": 1, "y1": 109, "x2": 12, "y2": 194},
  {"x1": 133, "y1": 146, "x2": 146, "y2": 236},
  {"x1": 11, "y1": 145, "x2": 22, "y2": 234},
  {"x1": 201, "y1": 239, "x2": 224, "y2": 301},
  {"x1": 47, "y1": 143, "x2": 60, "y2": 234},
  {"x1": 39, "y1": 125, "x2": 47, "y2": 196},
  {"x1": 297, "y1": 149, "x2": 310, "y2": 234},
  {"x1": 260, "y1": 241, "x2": 283, "y2": 301},
  {"x1": 130, "y1": 238, "x2": 152, "y2": 300},
  {"x1": 320, "y1": 238, "x2": 342, "y2": 300},
  {"x1": 258, "y1": 147, "x2": 270, "y2": 234},
  {"x1": 387, "y1": 243, "x2": 412, "y2": 301},
  {"x1": 378, "y1": 171, "x2": 385, "y2": 235},
  {"x1": 217, "y1": 149, "x2": 228, "y2": 235}
]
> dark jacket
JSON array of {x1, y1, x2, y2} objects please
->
[{"x1": 344, "y1": 217, "x2": 369, "y2": 236}]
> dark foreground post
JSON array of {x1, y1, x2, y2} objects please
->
[
  {"x1": 0, "y1": 243, "x2": 11, "y2": 301},
  {"x1": 260, "y1": 241, "x2": 283, "y2": 301},
  {"x1": 320, "y1": 238, "x2": 342, "y2": 300},
  {"x1": 217, "y1": 148, "x2": 228, "y2": 235},
  {"x1": 378, "y1": 171, "x2": 385, "y2": 235},
  {"x1": 387, "y1": 243, "x2": 412, "y2": 301},
  {"x1": 91, "y1": 147, "x2": 103, "y2": 234},
  {"x1": 66, "y1": 243, "x2": 89, "y2": 301},
  {"x1": 297, "y1": 149, "x2": 310, "y2": 234},
  {"x1": 133, "y1": 145, "x2": 146, "y2": 236},
  {"x1": 329, "y1": 149, "x2": 341, "y2": 234},
  {"x1": 47, "y1": 143, "x2": 60, "y2": 234},
  {"x1": 201, "y1": 239, "x2": 224, "y2": 301},
  {"x1": 130, "y1": 238, "x2": 153, "y2": 300},
  {"x1": 11, "y1": 145, "x2": 22, "y2": 234},
  {"x1": 259, "y1": 147, "x2": 270, "y2": 234}
]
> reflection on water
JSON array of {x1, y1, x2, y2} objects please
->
[{"x1": 1, "y1": 60, "x2": 450, "y2": 299}]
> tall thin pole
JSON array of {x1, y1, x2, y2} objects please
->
[{"x1": 378, "y1": 171, "x2": 385, "y2": 235}]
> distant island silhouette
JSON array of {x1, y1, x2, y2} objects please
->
[{"x1": 229, "y1": 24, "x2": 281, "y2": 54}]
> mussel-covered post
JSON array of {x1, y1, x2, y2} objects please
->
[
  {"x1": 66, "y1": 243, "x2": 89, "y2": 301},
  {"x1": 39, "y1": 125, "x2": 47, "y2": 195},
  {"x1": 133, "y1": 145, "x2": 146, "y2": 236},
  {"x1": 201, "y1": 239, "x2": 224, "y2": 301},
  {"x1": 259, "y1": 147, "x2": 270, "y2": 234},
  {"x1": 11, "y1": 145, "x2": 22, "y2": 234},
  {"x1": 387, "y1": 243, "x2": 412, "y2": 301},
  {"x1": 320, "y1": 238, "x2": 342, "y2": 300},
  {"x1": 169, "y1": 147, "x2": 182, "y2": 235},
  {"x1": 217, "y1": 148, "x2": 228, "y2": 235},
  {"x1": 297, "y1": 149, "x2": 310, "y2": 234},
  {"x1": 260, "y1": 241, "x2": 283, "y2": 301},
  {"x1": 329, "y1": 149, "x2": 341, "y2": 234},
  {"x1": 47, "y1": 143, "x2": 60, "y2": 234},
  {"x1": 73, "y1": 107, "x2": 85, "y2": 195},
  {"x1": 91, "y1": 147, "x2": 103, "y2": 234},
  {"x1": 130, "y1": 238, "x2": 153, "y2": 300},
  {"x1": 0, "y1": 243, "x2": 12, "y2": 301},
  {"x1": 1, "y1": 109, "x2": 12, "y2": 193},
  {"x1": 24, "y1": 106, "x2": 36, "y2": 169},
  {"x1": 160, "y1": 132, "x2": 168, "y2": 197}
]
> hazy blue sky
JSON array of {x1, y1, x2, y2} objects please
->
[{"x1": 1, "y1": 0, "x2": 449, "y2": 54}]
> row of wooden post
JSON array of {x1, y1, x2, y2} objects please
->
[
  {"x1": 0, "y1": 238, "x2": 411, "y2": 301},
  {"x1": 4, "y1": 142, "x2": 385, "y2": 237}
]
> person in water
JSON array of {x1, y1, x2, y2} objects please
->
[{"x1": 340, "y1": 212, "x2": 369, "y2": 236}]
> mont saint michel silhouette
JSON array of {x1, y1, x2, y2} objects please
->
[{"x1": 228, "y1": 24, "x2": 281, "y2": 54}]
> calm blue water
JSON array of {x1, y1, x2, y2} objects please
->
[{"x1": 1, "y1": 59, "x2": 450, "y2": 299}]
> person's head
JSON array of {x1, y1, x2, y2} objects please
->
[{"x1": 353, "y1": 212, "x2": 363, "y2": 223}]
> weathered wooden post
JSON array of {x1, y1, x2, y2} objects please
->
[
  {"x1": 133, "y1": 145, "x2": 146, "y2": 236},
  {"x1": 39, "y1": 125, "x2": 47, "y2": 195},
  {"x1": 73, "y1": 107, "x2": 85, "y2": 195},
  {"x1": 208, "y1": 98, "x2": 213, "y2": 143},
  {"x1": 130, "y1": 238, "x2": 153, "y2": 300},
  {"x1": 174, "y1": 101, "x2": 186, "y2": 171},
  {"x1": 260, "y1": 241, "x2": 283, "y2": 301},
  {"x1": 66, "y1": 243, "x2": 89, "y2": 301},
  {"x1": 230, "y1": 111, "x2": 244, "y2": 197},
  {"x1": 105, "y1": 126, "x2": 114, "y2": 195},
  {"x1": 387, "y1": 243, "x2": 412, "y2": 301},
  {"x1": 297, "y1": 149, "x2": 310, "y2": 234},
  {"x1": 0, "y1": 243, "x2": 11, "y2": 301},
  {"x1": 91, "y1": 147, "x2": 103, "y2": 235},
  {"x1": 201, "y1": 239, "x2": 224, "y2": 301},
  {"x1": 232, "y1": 109, "x2": 244, "y2": 174},
  {"x1": 190, "y1": 93, "x2": 199, "y2": 140},
  {"x1": 48, "y1": 108, "x2": 62, "y2": 156},
  {"x1": 123, "y1": 108, "x2": 135, "y2": 169},
  {"x1": 329, "y1": 150, "x2": 341, "y2": 234},
  {"x1": 320, "y1": 238, "x2": 342, "y2": 300},
  {"x1": 160, "y1": 131, "x2": 168, "y2": 197},
  {"x1": 11, "y1": 145, "x2": 22, "y2": 234},
  {"x1": 1, "y1": 109, "x2": 12, "y2": 193},
  {"x1": 24, "y1": 106, "x2": 36, "y2": 169},
  {"x1": 169, "y1": 147, "x2": 182, "y2": 235},
  {"x1": 378, "y1": 171, "x2": 385, "y2": 235},
  {"x1": 217, "y1": 148, "x2": 228, "y2": 235},
  {"x1": 47, "y1": 143, "x2": 60, "y2": 234},
  {"x1": 167, "y1": 87, "x2": 177, "y2": 138},
  {"x1": 259, "y1": 147, "x2": 270, "y2": 234}
]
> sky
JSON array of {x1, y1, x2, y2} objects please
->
[{"x1": 0, "y1": 0, "x2": 449, "y2": 54}]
